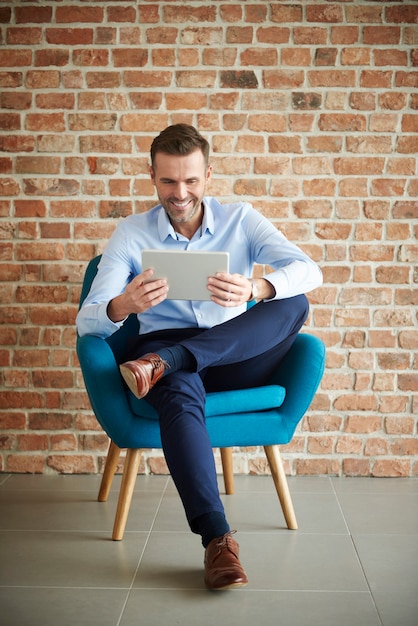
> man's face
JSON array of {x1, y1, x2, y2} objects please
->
[{"x1": 150, "y1": 149, "x2": 212, "y2": 228}]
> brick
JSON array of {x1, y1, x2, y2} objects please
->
[
  {"x1": 0, "y1": 71, "x2": 23, "y2": 88},
  {"x1": 146, "y1": 27, "x2": 177, "y2": 45},
  {"x1": 39, "y1": 135, "x2": 76, "y2": 154},
  {"x1": 69, "y1": 113, "x2": 117, "y2": 131},
  {"x1": 372, "y1": 460, "x2": 410, "y2": 478},
  {"x1": 271, "y1": 5, "x2": 303, "y2": 23},
  {"x1": 47, "y1": 454, "x2": 96, "y2": 474},
  {"x1": 86, "y1": 71, "x2": 120, "y2": 89},
  {"x1": 6, "y1": 455, "x2": 45, "y2": 473},
  {"x1": 36, "y1": 93, "x2": 75, "y2": 110},
  {"x1": 46, "y1": 28, "x2": 93, "y2": 45},
  {"x1": 248, "y1": 114, "x2": 286, "y2": 133},
  {"x1": 178, "y1": 48, "x2": 200, "y2": 67},
  {"x1": 355, "y1": 222, "x2": 383, "y2": 241},
  {"x1": 295, "y1": 459, "x2": 340, "y2": 476},
  {"x1": 79, "y1": 433, "x2": 108, "y2": 451},
  {"x1": 120, "y1": 28, "x2": 142, "y2": 45},
  {"x1": 342, "y1": 47, "x2": 371, "y2": 66},
  {"x1": 331, "y1": 26, "x2": 359, "y2": 45},
  {"x1": 342, "y1": 459, "x2": 371, "y2": 477},
  {"x1": 257, "y1": 27, "x2": 290, "y2": 44},
  {"x1": 107, "y1": 5, "x2": 136, "y2": 23},
  {"x1": 234, "y1": 179, "x2": 266, "y2": 197},
  {"x1": 225, "y1": 26, "x2": 253, "y2": 45},
  {"x1": 99, "y1": 200, "x2": 132, "y2": 219},
  {"x1": 263, "y1": 70, "x2": 304, "y2": 89},
  {"x1": 308, "y1": 436, "x2": 335, "y2": 454},
  {"x1": 376, "y1": 266, "x2": 410, "y2": 284},
  {"x1": 398, "y1": 374, "x2": 418, "y2": 392},
  {"x1": 0, "y1": 49, "x2": 31, "y2": 67},
  {"x1": 385, "y1": 417, "x2": 415, "y2": 435},
  {"x1": 56, "y1": 6, "x2": 103, "y2": 23},
  {"x1": 243, "y1": 92, "x2": 288, "y2": 112},
  {"x1": 379, "y1": 395, "x2": 409, "y2": 414},
  {"x1": 360, "y1": 70, "x2": 393, "y2": 89},
  {"x1": 50, "y1": 433, "x2": 77, "y2": 451},
  {"x1": 16, "y1": 156, "x2": 60, "y2": 175},
  {"x1": 18, "y1": 434, "x2": 49, "y2": 451},
  {"x1": 34, "y1": 49, "x2": 69, "y2": 67},
  {"x1": 345, "y1": 415, "x2": 382, "y2": 433},
  {"x1": 0, "y1": 178, "x2": 20, "y2": 195},
  {"x1": 23, "y1": 178, "x2": 79, "y2": 197},
  {"x1": 176, "y1": 70, "x2": 216, "y2": 88},
  {"x1": 16, "y1": 285, "x2": 68, "y2": 304},
  {"x1": 80, "y1": 135, "x2": 132, "y2": 153},
  {"x1": 241, "y1": 47, "x2": 278, "y2": 66},
  {"x1": 395, "y1": 71, "x2": 418, "y2": 88},
  {"x1": 26, "y1": 70, "x2": 60, "y2": 89},
  {"x1": 318, "y1": 113, "x2": 366, "y2": 132},
  {"x1": 73, "y1": 49, "x2": 109, "y2": 67},
  {"x1": 0, "y1": 434, "x2": 16, "y2": 450},
  {"x1": 220, "y1": 70, "x2": 258, "y2": 89},
  {"x1": 397, "y1": 136, "x2": 418, "y2": 155},
  {"x1": 391, "y1": 438, "x2": 418, "y2": 456},
  {"x1": 399, "y1": 331, "x2": 418, "y2": 350},
  {"x1": 315, "y1": 48, "x2": 338, "y2": 67},
  {"x1": 336, "y1": 436, "x2": 363, "y2": 455},
  {"x1": 254, "y1": 157, "x2": 290, "y2": 175},
  {"x1": 0, "y1": 7, "x2": 11, "y2": 23},
  {"x1": 0, "y1": 113, "x2": 20, "y2": 131}
]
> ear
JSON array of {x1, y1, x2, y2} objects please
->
[
  {"x1": 149, "y1": 165, "x2": 155, "y2": 184},
  {"x1": 206, "y1": 164, "x2": 213, "y2": 183}
]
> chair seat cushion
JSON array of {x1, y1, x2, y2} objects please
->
[{"x1": 129, "y1": 385, "x2": 286, "y2": 420}]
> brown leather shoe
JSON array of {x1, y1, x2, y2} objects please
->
[
  {"x1": 204, "y1": 532, "x2": 248, "y2": 590},
  {"x1": 119, "y1": 353, "x2": 168, "y2": 399}
]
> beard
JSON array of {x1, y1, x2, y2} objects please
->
[{"x1": 160, "y1": 195, "x2": 203, "y2": 225}]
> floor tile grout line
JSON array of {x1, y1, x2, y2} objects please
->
[
  {"x1": 330, "y1": 478, "x2": 384, "y2": 626},
  {"x1": 347, "y1": 534, "x2": 385, "y2": 626},
  {"x1": 116, "y1": 475, "x2": 172, "y2": 626},
  {"x1": 0, "y1": 474, "x2": 12, "y2": 487}
]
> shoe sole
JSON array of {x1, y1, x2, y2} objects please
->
[
  {"x1": 205, "y1": 579, "x2": 248, "y2": 591},
  {"x1": 119, "y1": 365, "x2": 145, "y2": 399}
]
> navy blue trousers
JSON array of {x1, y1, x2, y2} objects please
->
[{"x1": 125, "y1": 295, "x2": 309, "y2": 532}]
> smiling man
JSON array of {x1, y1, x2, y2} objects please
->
[{"x1": 77, "y1": 124, "x2": 322, "y2": 590}]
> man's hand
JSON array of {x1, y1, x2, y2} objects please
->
[
  {"x1": 107, "y1": 269, "x2": 168, "y2": 322},
  {"x1": 207, "y1": 273, "x2": 275, "y2": 307}
]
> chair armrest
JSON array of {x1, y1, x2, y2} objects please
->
[
  {"x1": 76, "y1": 334, "x2": 135, "y2": 447},
  {"x1": 268, "y1": 333, "x2": 326, "y2": 440}
]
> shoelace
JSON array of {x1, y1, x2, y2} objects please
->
[
  {"x1": 148, "y1": 356, "x2": 170, "y2": 380},
  {"x1": 213, "y1": 531, "x2": 238, "y2": 555}
]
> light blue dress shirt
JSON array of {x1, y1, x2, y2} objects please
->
[{"x1": 76, "y1": 197, "x2": 322, "y2": 338}]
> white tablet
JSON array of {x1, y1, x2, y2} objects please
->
[{"x1": 141, "y1": 249, "x2": 229, "y2": 300}]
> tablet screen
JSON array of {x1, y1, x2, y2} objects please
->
[{"x1": 141, "y1": 249, "x2": 229, "y2": 300}]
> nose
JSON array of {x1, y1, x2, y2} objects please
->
[{"x1": 172, "y1": 182, "x2": 188, "y2": 199}]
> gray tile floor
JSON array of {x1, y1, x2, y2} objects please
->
[{"x1": 0, "y1": 472, "x2": 417, "y2": 626}]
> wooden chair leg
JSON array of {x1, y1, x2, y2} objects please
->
[
  {"x1": 264, "y1": 444, "x2": 298, "y2": 530},
  {"x1": 98, "y1": 440, "x2": 121, "y2": 502},
  {"x1": 112, "y1": 448, "x2": 141, "y2": 541},
  {"x1": 220, "y1": 447, "x2": 234, "y2": 495}
]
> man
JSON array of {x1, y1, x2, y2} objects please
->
[{"x1": 77, "y1": 124, "x2": 322, "y2": 590}]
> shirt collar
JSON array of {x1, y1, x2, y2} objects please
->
[{"x1": 157, "y1": 199, "x2": 214, "y2": 241}]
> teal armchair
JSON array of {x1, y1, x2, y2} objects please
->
[{"x1": 77, "y1": 256, "x2": 326, "y2": 540}]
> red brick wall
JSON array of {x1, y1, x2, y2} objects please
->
[{"x1": 1, "y1": 1, "x2": 417, "y2": 477}]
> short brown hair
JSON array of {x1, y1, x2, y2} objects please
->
[{"x1": 150, "y1": 124, "x2": 210, "y2": 168}]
